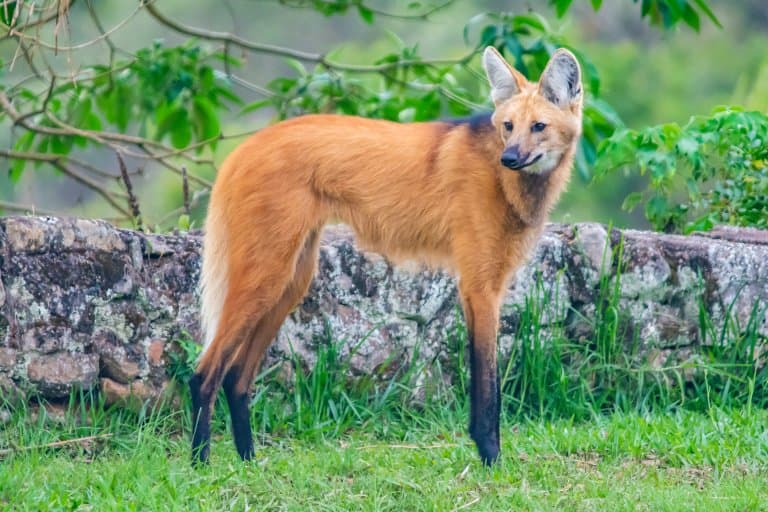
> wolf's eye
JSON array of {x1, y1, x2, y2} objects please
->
[
  {"x1": 531, "y1": 122, "x2": 547, "y2": 133},
  {"x1": 503, "y1": 121, "x2": 513, "y2": 131}
]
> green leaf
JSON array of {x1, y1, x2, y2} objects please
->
[
  {"x1": 192, "y1": 96, "x2": 221, "y2": 145},
  {"x1": 213, "y1": 86, "x2": 243, "y2": 106},
  {"x1": 398, "y1": 107, "x2": 416, "y2": 123},
  {"x1": 156, "y1": 106, "x2": 187, "y2": 142},
  {"x1": 479, "y1": 25, "x2": 497, "y2": 47},
  {"x1": 284, "y1": 58, "x2": 307, "y2": 77},
  {"x1": 0, "y1": 1, "x2": 17, "y2": 26},
  {"x1": 676, "y1": 136, "x2": 699, "y2": 156},
  {"x1": 684, "y1": 215, "x2": 714, "y2": 234},
  {"x1": 554, "y1": 0, "x2": 574, "y2": 18},
  {"x1": 621, "y1": 192, "x2": 644, "y2": 212},
  {"x1": 50, "y1": 135, "x2": 73, "y2": 155},
  {"x1": 357, "y1": 4, "x2": 374, "y2": 24},
  {"x1": 511, "y1": 13, "x2": 547, "y2": 33},
  {"x1": 112, "y1": 85, "x2": 132, "y2": 132},
  {"x1": 84, "y1": 112, "x2": 103, "y2": 132},
  {"x1": 13, "y1": 130, "x2": 35, "y2": 152},
  {"x1": 9, "y1": 159, "x2": 26, "y2": 183},
  {"x1": 591, "y1": 0, "x2": 603, "y2": 9},
  {"x1": 503, "y1": 34, "x2": 528, "y2": 76},
  {"x1": 641, "y1": 0, "x2": 652, "y2": 18},
  {"x1": 692, "y1": 0, "x2": 722, "y2": 28},
  {"x1": 645, "y1": 195, "x2": 670, "y2": 222},
  {"x1": 681, "y1": 3, "x2": 700, "y2": 32},
  {"x1": 241, "y1": 99, "x2": 272, "y2": 115},
  {"x1": 171, "y1": 121, "x2": 193, "y2": 149},
  {"x1": 36, "y1": 136, "x2": 50, "y2": 155},
  {"x1": 177, "y1": 214, "x2": 191, "y2": 231}
]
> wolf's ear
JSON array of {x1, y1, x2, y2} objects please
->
[
  {"x1": 482, "y1": 47, "x2": 526, "y2": 106},
  {"x1": 538, "y1": 49, "x2": 582, "y2": 108}
]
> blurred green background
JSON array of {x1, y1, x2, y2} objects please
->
[{"x1": 1, "y1": 0, "x2": 766, "y2": 230}]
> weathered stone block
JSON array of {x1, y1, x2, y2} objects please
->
[{"x1": 26, "y1": 352, "x2": 100, "y2": 398}]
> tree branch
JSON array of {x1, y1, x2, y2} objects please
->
[
  {"x1": 12, "y1": 76, "x2": 56, "y2": 126},
  {"x1": 144, "y1": 2, "x2": 474, "y2": 73},
  {"x1": 1, "y1": 91, "x2": 216, "y2": 177},
  {"x1": 0, "y1": 149, "x2": 131, "y2": 211},
  {"x1": 116, "y1": 152, "x2": 143, "y2": 230},
  {"x1": 49, "y1": 159, "x2": 132, "y2": 217},
  {"x1": 0, "y1": 199, "x2": 59, "y2": 216},
  {"x1": 0, "y1": 3, "x2": 65, "y2": 42},
  {"x1": 273, "y1": 0, "x2": 455, "y2": 21},
  {"x1": 0, "y1": 148, "x2": 128, "y2": 181},
  {"x1": 7, "y1": 1, "x2": 144, "y2": 52}
]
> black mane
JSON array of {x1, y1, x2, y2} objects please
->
[{"x1": 443, "y1": 112, "x2": 494, "y2": 133}]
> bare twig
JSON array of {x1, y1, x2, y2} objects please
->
[
  {"x1": 85, "y1": 0, "x2": 115, "y2": 53},
  {"x1": 0, "y1": 199, "x2": 59, "y2": 216},
  {"x1": 357, "y1": 443, "x2": 459, "y2": 450},
  {"x1": 2, "y1": 61, "x2": 134, "y2": 97},
  {"x1": 181, "y1": 166, "x2": 190, "y2": 216},
  {"x1": 7, "y1": 6, "x2": 32, "y2": 72},
  {"x1": 451, "y1": 496, "x2": 481, "y2": 512},
  {"x1": 50, "y1": 160, "x2": 132, "y2": 217},
  {"x1": 0, "y1": 4, "x2": 64, "y2": 42},
  {"x1": 0, "y1": 148, "x2": 125, "y2": 180},
  {"x1": 134, "y1": 145, "x2": 213, "y2": 188},
  {"x1": 0, "y1": 433, "x2": 113, "y2": 457},
  {"x1": 8, "y1": 1, "x2": 144, "y2": 52},
  {"x1": 456, "y1": 464, "x2": 470, "y2": 481},
  {"x1": 379, "y1": 70, "x2": 486, "y2": 110},
  {"x1": 53, "y1": 0, "x2": 74, "y2": 55},
  {"x1": 155, "y1": 188, "x2": 210, "y2": 227},
  {"x1": 116, "y1": 152, "x2": 143, "y2": 230},
  {"x1": 273, "y1": 0, "x2": 455, "y2": 21},
  {"x1": 9, "y1": 0, "x2": 23, "y2": 29},
  {"x1": 229, "y1": 74, "x2": 274, "y2": 97},
  {"x1": 149, "y1": 129, "x2": 258, "y2": 160},
  {"x1": 0, "y1": 152, "x2": 131, "y2": 215},
  {"x1": 12, "y1": 75, "x2": 56, "y2": 126}
]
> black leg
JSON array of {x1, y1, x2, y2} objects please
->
[
  {"x1": 189, "y1": 372, "x2": 213, "y2": 466},
  {"x1": 468, "y1": 334, "x2": 501, "y2": 466},
  {"x1": 222, "y1": 367, "x2": 254, "y2": 461}
]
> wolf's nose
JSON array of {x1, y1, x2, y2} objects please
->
[
  {"x1": 501, "y1": 146, "x2": 522, "y2": 169},
  {"x1": 500, "y1": 155, "x2": 520, "y2": 168}
]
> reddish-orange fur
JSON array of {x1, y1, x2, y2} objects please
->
[{"x1": 191, "y1": 47, "x2": 583, "y2": 465}]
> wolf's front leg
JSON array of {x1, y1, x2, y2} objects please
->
[{"x1": 460, "y1": 288, "x2": 502, "y2": 466}]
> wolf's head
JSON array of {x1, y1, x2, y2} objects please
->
[{"x1": 482, "y1": 47, "x2": 583, "y2": 174}]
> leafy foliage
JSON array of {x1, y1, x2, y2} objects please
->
[
  {"x1": 549, "y1": 0, "x2": 721, "y2": 31},
  {"x1": 0, "y1": 0, "x2": 721, "y2": 226},
  {"x1": 252, "y1": 51, "x2": 476, "y2": 123},
  {"x1": 8, "y1": 42, "x2": 240, "y2": 183},
  {"x1": 251, "y1": 10, "x2": 623, "y2": 181},
  {"x1": 253, "y1": 0, "x2": 440, "y2": 23},
  {"x1": 595, "y1": 107, "x2": 768, "y2": 233}
]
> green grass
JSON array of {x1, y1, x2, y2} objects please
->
[{"x1": 1, "y1": 404, "x2": 767, "y2": 511}]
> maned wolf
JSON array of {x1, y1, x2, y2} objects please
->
[{"x1": 190, "y1": 46, "x2": 583, "y2": 466}]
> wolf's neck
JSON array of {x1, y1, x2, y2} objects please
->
[{"x1": 498, "y1": 152, "x2": 573, "y2": 228}]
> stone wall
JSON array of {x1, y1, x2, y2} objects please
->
[{"x1": 0, "y1": 216, "x2": 766, "y2": 406}]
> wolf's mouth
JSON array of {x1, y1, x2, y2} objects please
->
[{"x1": 508, "y1": 153, "x2": 542, "y2": 171}]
